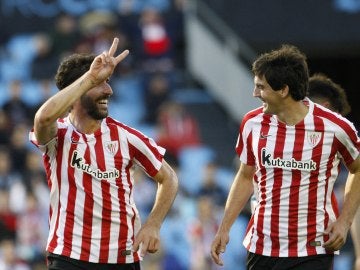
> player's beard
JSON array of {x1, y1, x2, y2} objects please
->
[{"x1": 81, "y1": 94, "x2": 109, "y2": 120}]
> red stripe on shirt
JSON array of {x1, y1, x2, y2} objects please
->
[
  {"x1": 109, "y1": 125, "x2": 130, "y2": 264},
  {"x1": 269, "y1": 121, "x2": 286, "y2": 257},
  {"x1": 62, "y1": 131, "x2": 80, "y2": 257},
  {"x1": 79, "y1": 145, "x2": 93, "y2": 261},
  {"x1": 48, "y1": 129, "x2": 66, "y2": 253},
  {"x1": 306, "y1": 117, "x2": 324, "y2": 255},
  {"x1": 287, "y1": 121, "x2": 305, "y2": 256},
  {"x1": 94, "y1": 133, "x2": 112, "y2": 262},
  {"x1": 322, "y1": 139, "x2": 338, "y2": 251},
  {"x1": 254, "y1": 114, "x2": 271, "y2": 255}
]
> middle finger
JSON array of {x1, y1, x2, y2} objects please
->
[{"x1": 108, "y1": 38, "x2": 119, "y2": 56}]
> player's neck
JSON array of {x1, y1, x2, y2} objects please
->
[
  {"x1": 276, "y1": 100, "x2": 308, "y2": 126},
  {"x1": 69, "y1": 112, "x2": 102, "y2": 134}
]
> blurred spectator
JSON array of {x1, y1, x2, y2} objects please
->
[
  {"x1": 136, "y1": 8, "x2": 175, "y2": 72},
  {"x1": 76, "y1": 11, "x2": 123, "y2": 55},
  {"x1": 16, "y1": 192, "x2": 48, "y2": 266},
  {"x1": 8, "y1": 124, "x2": 30, "y2": 175},
  {"x1": 156, "y1": 101, "x2": 202, "y2": 162},
  {"x1": 7, "y1": 177, "x2": 27, "y2": 215},
  {"x1": 197, "y1": 162, "x2": 227, "y2": 206},
  {"x1": 0, "y1": 239, "x2": 30, "y2": 270},
  {"x1": 165, "y1": 0, "x2": 187, "y2": 68},
  {"x1": 50, "y1": 14, "x2": 80, "y2": 60},
  {"x1": 2, "y1": 80, "x2": 32, "y2": 128},
  {"x1": 141, "y1": 8, "x2": 171, "y2": 56},
  {"x1": 0, "y1": 190, "x2": 17, "y2": 242},
  {"x1": 0, "y1": 147, "x2": 18, "y2": 191},
  {"x1": 160, "y1": 205, "x2": 191, "y2": 270},
  {"x1": 31, "y1": 33, "x2": 58, "y2": 80},
  {"x1": 0, "y1": 133, "x2": 34, "y2": 230},
  {"x1": 21, "y1": 150, "x2": 47, "y2": 193},
  {"x1": 27, "y1": 173, "x2": 49, "y2": 215},
  {"x1": 188, "y1": 195, "x2": 221, "y2": 270},
  {"x1": 0, "y1": 109, "x2": 11, "y2": 145},
  {"x1": 143, "y1": 72, "x2": 171, "y2": 124},
  {"x1": 29, "y1": 79, "x2": 57, "y2": 118}
]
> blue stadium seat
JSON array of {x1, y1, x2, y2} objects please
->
[{"x1": 178, "y1": 145, "x2": 215, "y2": 195}]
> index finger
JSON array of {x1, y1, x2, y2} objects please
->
[
  {"x1": 108, "y1": 38, "x2": 119, "y2": 56},
  {"x1": 115, "y1": 50, "x2": 129, "y2": 65},
  {"x1": 211, "y1": 240, "x2": 224, "y2": 266},
  {"x1": 133, "y1": 234, "x2": 141, "y2": 252},
  {"x1": 322, "y1": 233, "x2": 336, "y2": 249}
]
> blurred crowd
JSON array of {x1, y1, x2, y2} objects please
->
[{"x1": 0, "y1": 0, "x2": 355, "y2": 269}]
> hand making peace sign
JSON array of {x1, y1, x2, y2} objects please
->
[{"x1": 88, "y1": 38, "x2": 129, "y2": 85}]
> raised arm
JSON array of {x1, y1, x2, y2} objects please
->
[{"x1": 34, "y1": 38, "x2": 129, "y2": 145}]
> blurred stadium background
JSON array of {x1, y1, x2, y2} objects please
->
[{"x1": 0, "y1": 0, "x2": 359, "y2": 269}]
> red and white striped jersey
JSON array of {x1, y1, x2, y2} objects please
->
[
  {"x1": 29, "y1": 116, "x2": 165, "y2": 263},
  {"x1": 236, "y1": 99, "x2": 360, "y2": 257}
]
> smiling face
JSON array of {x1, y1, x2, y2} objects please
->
[
  {"x1": 253, "y1": 75, "x2": 284, "y2": 115},
  {"x1": 80, "y1": 81, "x2": 113, "y2": 120}
]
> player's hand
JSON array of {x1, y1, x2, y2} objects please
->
[
  {"x1": 210, "y1": 231, "x2": 229, "y2": 266},
  {"x1": 354, "y1": 257, "x2": 360, "y2": 270},
  {"x1": 133, "y1": 223, "x2": 161, "y2": 258},
  {"x1": 88, "y1": 38, "x2": 129, "y2": 85},
  {"x1": 322, "y1": 219, "x2": 349, "y2": 251}
]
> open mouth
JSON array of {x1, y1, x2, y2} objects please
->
[{"x1": 98, "y1": 99, "x2": 108, "y2": 107}]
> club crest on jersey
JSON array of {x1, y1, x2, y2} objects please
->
[
  {"x1": 105, "y1": 141, "x2": 119, "y2": 155},
  {"x1": 306, "y1": 131, "x2": 321, "y2": 147}
]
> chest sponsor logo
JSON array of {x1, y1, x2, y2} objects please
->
[
  {"x1": 307, "y1": 131, "x2": 322, "y2": 147},
  {"x1": 261, "y1": 148, "x2": 316, "y2": 171},
  {"x1": 70, "y1": 150, "x2": 120, "y2": 179}
]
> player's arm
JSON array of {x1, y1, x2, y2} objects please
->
[
  {"x1": 34, "y1": 72, "x2": 97, "y2": 144},
  {"x1": 341, "y1": 155, "x2": 360, "y2": 227},
  {"x1": 34, "y1": 38, "x2": 129, "y2": 145},
  {"x1": 133, "y1": 159, "x2": 178, "y2": 256},
  {"x1": 211, "y1": 162, "x2": 255, "y2": 266},
  {"x1": 351, "y1": 207, "x2": 360, "y2": 270},
  {"x1": 323, "y1": 155, "x2": 360, "y2": 251}
]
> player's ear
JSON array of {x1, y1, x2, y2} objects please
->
[
  {"x1": 280, "y1": 85, "x2": 289, "y2": 97},
  {"x1": 321, "y1": 100, "x2": 332, "y2": 110}
]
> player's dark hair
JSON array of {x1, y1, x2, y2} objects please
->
[
  {"x1": 55, "y1": 54, "x2": 95, "y2": 90},
  {"x1": 252, "y1": 44, "x2": 309, "y2": 101},
  {"x1": 308, "y1": 73, "x2": 351, "y2": 116}
]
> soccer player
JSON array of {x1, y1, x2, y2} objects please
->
[
  {"x1": 308, "y1": 73, "x2": 360, "y2": 270},
  {"x1": 29, "y1": 38, "x2": 179, "y2": 270},
  {"x1": 210, "y1": 45, "x2": 360, "y2": 269},
  {"x1": 308, "y1": 73, "x2": 351, "y2": 117},
  {"x1": 250, "y1": 73, "x2": 352, "y2": 213}
]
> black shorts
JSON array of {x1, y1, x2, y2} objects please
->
[
  {"x1": 46, "y1": 252, "x2": 141, "y2": 270},
  {"x1": 246, "y1": 251, "x2": 334, "y2": 270}
]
